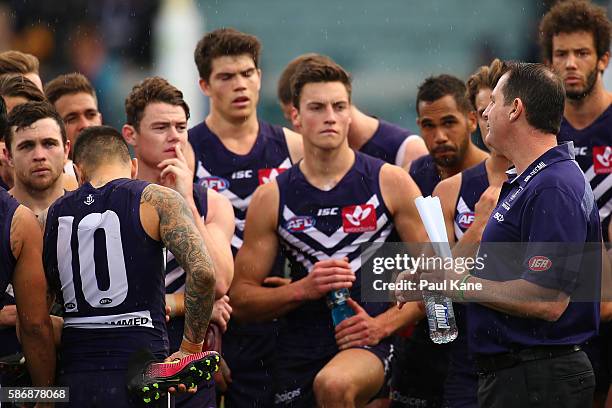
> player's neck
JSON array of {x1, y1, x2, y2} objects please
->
[
  {"x1": 87, "y1": 166, "x2": 131, "y2": 188},
  {"x1": 300, "y1": 144, "x2": 355, "y2": 191},
  {"x1": 347, "y1": 107, "x2": 379, "y2": 150},
  {"x1": 10, "y1": 180, "x2": 64, "y2": 216},
  {"x1": 135, "y1": 161, "x2": 160, "y2": 184},
  {"x1": 563, "y1": 80, "x2": 612, "y2": 130},
  {"x1": 205, "y1": 110, "x2": 259, "y2": 155},
  {"x1": 437, "y1": 143, "x2": 488, "y2": 180}
]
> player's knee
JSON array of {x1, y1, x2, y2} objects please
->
[{"x1": 313, "y1": 368, "x2": 357, "y2": 405}]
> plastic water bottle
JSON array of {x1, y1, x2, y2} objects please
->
[
  {"x1": 423, "y1": 291, "x2": 458, "y2": 344},
  {"x1": 326, "y1": 288, "x2": 355, "y2": 326}
]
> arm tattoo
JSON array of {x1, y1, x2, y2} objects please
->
[{"x1": 141, "y1": 184, "x2": 215, "y2": 343}]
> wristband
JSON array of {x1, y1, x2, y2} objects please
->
[
  {"x1": 458, "y1": 274, "x2": 472, "y2": 301},
  {"x1": 180, "y1": 336, "x2": 204, "y2": 354}
]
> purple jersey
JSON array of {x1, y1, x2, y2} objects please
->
[
  {"x1": 44, "y1": 179, "x2": 167, "y2": 373},
  {"x1": 0, "y1": 188, "x2": 18, "y2": 357},
  {"x1": 557, "y1": 105, "x2": 612, "y2": 240},
  {"x1": 276, "y1": 152, "x2": 392, "y2": 353},
  {"x1": 359, "y1": 120, "x2": 418, "y2": 165},
  {"x1": 409, "y1": 154, "x2": 441, "y2": 197},
  {"x1": 189, "y1": 120, "x2": 292, "y2": 255}
]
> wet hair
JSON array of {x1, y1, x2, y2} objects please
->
[
  {"x1": 290, "y1": 58, "x2": 352, "y2": 108},
  {"x1": 73, "y1": 125, "x2": 131, "y2": 172},
  {"x1": 6, "y1": 101, "x2": 66, "y2": 150},
  {"x1": 0, "y1": 74, "x2": 46, "y2": 105},
  {"x1": 466, "y1": 59, "x2": 507, "y2": 110},
  {"x1": 416, "y1": 74, "x2": 473, "y2": 115},
  {"x1": 0, "y1": 51, "x2": 40, "y2": 75},
  {"x1": 539, "y1": 0, "x2": 611, "y2": 61},
  {"x1": 125, "y1": 76, "x2": 190, "y2": 130},
  {"x1": 277, "y1": 53, "x2": 334, "y2": 106},
  {"x1": 501, "y1": 62, "x2": 565, "y2": 134},
  {"x1": 44, "y1": 73, "x2": 98, "y2": 105},
  {"x1": 194, "y1": 28, "x2": 261, "y2": 82}
]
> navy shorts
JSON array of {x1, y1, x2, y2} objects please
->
[
  {"x1": 272, "y1": 340, "x2": 392, "y2": 407},
  {"x1": 390, "y1": 334, "x2": 450, "y2": 408}
]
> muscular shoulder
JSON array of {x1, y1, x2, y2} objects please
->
[
  {"x1": 10, "y1": 205, "x2": 41, "y2": 259},
  {"x1": 380, "y1": 163, "x2": 421, "y2": 212},
  {"x1": 140, "y1": 184, "x2": 192, "y2": 240},
  {"x1": 432, "y1": 173, "x2": 462, "y2": 202}
]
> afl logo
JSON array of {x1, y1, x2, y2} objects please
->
[
  {"x1": 286, "y1": 216, "x2": 316, "y2": 232},
  {"x1": 456, "y1": 212, "x2": 475, "y2": 229},
  {"x1": 528, "y1": 256, "x2": 552, "y2": 272},
  {"x1": 99, "y1": 298, "x2": 113, "y2": 305},
  {"x1": 201, "y1": 176, "x2": 230, "y2": 192},
  {"x1": 65, "y1": 302, "x2": 76, "y2": 310}
]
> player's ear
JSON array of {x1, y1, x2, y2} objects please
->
[
  {"x1": 130, "y1": 158, "x2": 138, "y2": 179},
  {"x1": 291, "y1": 106, "x2": 301, "y2": 131},
  {"x1": 74, "y1": 164, "x2": 84, "y2": 186},
  {"x1": 122, "y1": 124, "x2": 137, "y2": 146},
  {"x1": 467, "y1": 110, "x2": 478, "y2": 133},
  {"x1": 64, "y1": 139, "x2": 71, "y2": 161},
  {"x1": 199, "y1": 78, "x2": 211, "y2": 96}
]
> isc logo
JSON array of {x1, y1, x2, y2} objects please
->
[
  {"x1": 317, "y1": 207, "x2": 338, "y2": 216},
  {"x1": 528, "y1": 256, "x2": 552, "y2": 271},
  {"x1": 232, "y1": 170, "x2": 253, "y2": 179}
]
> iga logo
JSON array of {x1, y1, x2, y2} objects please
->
[
  {"x1": 285, "y1": 216, "x2": 316, "y2": 232},
  {"x1": 342, "y1": 204, "x2": 376, "y2": 233},
  {"x1": 593, "y1": 146, "x2": 612, "y2": 174},
  {"x1": 201, "y1": 176, "x2": 230, "y2": 192},
  {"x1": 528, "y1": 256, "x2": 552, "y2": 272},
  {"x1": 258, "y1": 168, "x2": 287, "y2": 184},
  {"x1": 456, "y1": 211, "x2": 475, "y2": 229}
]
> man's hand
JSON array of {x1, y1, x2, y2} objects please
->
[
  {"x1": 211, "y1": 295, "x2": 232, "y2": 332},
  {"x1": 159, "y1": 145, "x2": 195, "y2": 203},
  {"x1": 334, "y1": 299, "x2": 386, "y2": 350},
  {"x1": 164, "y1": 350, "x2": 199, "y2": 395},
  {"x1": 473, "y1": 185, "x2": 502, "y2": 228},
  {"x1": 295, "y1": 258, "x2": 355, "y2": 301},
  {"x1": 0, "y1": 304, "x2": 17, "y2": 327}
]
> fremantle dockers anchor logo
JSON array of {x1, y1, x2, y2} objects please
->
[{"x1": 84, "y1": 194, "x2": 95, "y2": 205}]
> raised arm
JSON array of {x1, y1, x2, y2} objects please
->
[
  {"x1": 11, "y1": 205, "x2": 55, "y2": 387},
  {"x1": 141, "y1": 184, "x2": 215, "y2": 349}
]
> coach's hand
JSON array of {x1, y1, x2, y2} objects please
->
[
  {"x1": 296, "y1": 258, "x2": 355, "y2": 301},
  {"x1": 335, "y1": 299, "x2": 385, "y2": 350}
]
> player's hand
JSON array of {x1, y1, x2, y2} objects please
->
[
  {"x1": 335, "y1": 299, "x2": 386, "y2": 349},
  {"x1": 296, "y1": 258, "x2": 355, "y2": 301},
  {"x1": 473, "y1": 185, "x2": 502, "y2": 228},
  {"x1": 0, "y1": 304, "x2": 17, "y2": 327},
  {"x1": 214, "y1": 358, "x2": 232, "y2": 393},
  {"x1": 158, "y1": 145, "x2": 195, "y2": 203},
  {"x1": 210, "y1": 295, "x2": 232, "y2": 332},
  {"x1": 263, "y1": 276, "x2": 292, "y2": 287},
  {"x1": 394, "y1": 269, "x2": 423, "y2": 307},
  {"x1": 165, "y1": 304, "x2": 171, "y2": 322},
  {"x1": 165, "y1": 350, "x2": 198, "y2": 394}
]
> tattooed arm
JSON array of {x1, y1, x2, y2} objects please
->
[{"x1": 140, "y1": 184, "x2": 216, "y2": 349}]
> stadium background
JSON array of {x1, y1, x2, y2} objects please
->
[{"x1": 0, "y1": 0, "x2": 610, "y2": 140}]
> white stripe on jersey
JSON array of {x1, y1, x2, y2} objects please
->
[
  {"x1": 578, "y1": 163, "x2": 612, "y2": 220},
  {"x1": 63, "y1": 310, "x2": 154, "y2": 329}
]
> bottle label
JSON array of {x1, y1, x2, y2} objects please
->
[{"x1": 434, "y1": 303, "x2": 450, "y2": 329}]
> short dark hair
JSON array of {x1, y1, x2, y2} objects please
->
[
  {"x1": 539, "y1": 0, "x2": 611, "y2": 61},
  {"x1": 416, "y1": 74, "x2": 473, "y2": 115},
  {"x1": 466, "y1": 59, "x2": 507, "y2": 110},
  {"x1": 290, "y1": 58, "x2": 352, "y2": 108},
  {"x1": 6, "y1": 101, "x2": 66, "y2": 150},
  {"x1": 125, "y1": 77, "x2": 190, "y2": 130},
  {"x1": 194, "y1": 28, "x2": 261, "y2": 82},
  {"x1": 277, "y1": 53, "x2": 334, "y2": 105},
  {"x1": 501, "y1": 62, "x2": 565, "y2": 134},
  {"x1": 0, "y1": 74, "x2": 46, "y2": 104},
  {"x1": 44, "y1": 73, "x2": 98, "y2": 105},
  {"x1": 73, "y1": 125, "x2": 131, "y2": 172},
  {"x1": 0, "y1": 97, "x2": 7, "y2": 142},
  {"x1": 0, "y1": 51, "x2": 40, "y2": 75}
]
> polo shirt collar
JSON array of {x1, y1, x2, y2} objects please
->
[{"x1": 508, "y1": 141, "x2": 575, "y2": 188}]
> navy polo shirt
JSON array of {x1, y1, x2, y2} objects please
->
[{"x1": 467, "y1": 142, "x2": 601, "y2": 355}]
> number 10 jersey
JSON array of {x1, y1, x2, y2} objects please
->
[{"x1": 44, "y1": 178, "x2": 167, "y2": 373}]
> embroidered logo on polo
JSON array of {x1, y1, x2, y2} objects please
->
[
  {"x1": 258, "y1": 168, "x2": 287, "y2": 185},
  {"x1": 527, "y1": 256, "x2": 552, "y2": 272},
  {"x1": 342, "y1": 204, "x2": 377, "y2": 233},
  {"x1": 593, "y1": 146, "x2": 612, "y2": 174}
]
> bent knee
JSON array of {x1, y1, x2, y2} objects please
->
[{"x1": 313, "y1": 368, "x2": 357, "y2": 404}]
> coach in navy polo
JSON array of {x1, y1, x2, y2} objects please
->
[{"x1": 449, "y1": 63, "x2": 601, "y2": 408}]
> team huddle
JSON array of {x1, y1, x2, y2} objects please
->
[{"x1": 0, "y1": 1, "x2": 612, "y2": 407}]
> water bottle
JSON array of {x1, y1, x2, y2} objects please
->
[
  {"x1": 326, "y1": 288, "x2": 355, "y2": 326},
  {"x1": 423, "y1": 291, "x2": 458, "y2": 344}
]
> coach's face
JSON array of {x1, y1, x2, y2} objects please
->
[
  {"x1": 417, "y1": 95, "x2": 476, "y2": 168},
  {"x1": 550, "y1": 31, "x2": 608, "y2": 101},
  {"x1": 482, "y1": 73, "x2": 513, "y2": 154},
  {"x1": 292, "y1": 81, "x2": 351, "y2": 151},
  {"x1": 200, "y1": 54, "x2": 261, "y2": 122},
  {"x1": 7, "y1": 117, "x2": 69, "y2": 191}
]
